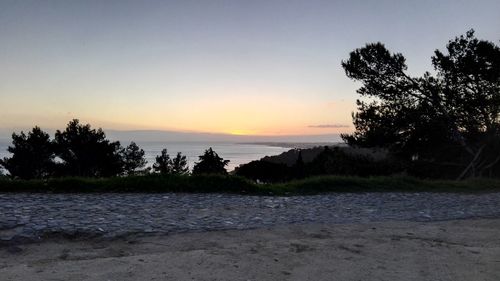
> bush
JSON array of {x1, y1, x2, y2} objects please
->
[
  {"x1": 234, "y1": 160, "x2": 293, "y2": 183},
  {"x1": 307, "y1": 147, "x2": 403, "y2": 177},
  {"x1": 236, "y1": 146, "x2": 404, "y2": 183},
  {"x1": 0, "y1": 174, "x2": 498, "y2": 194}
]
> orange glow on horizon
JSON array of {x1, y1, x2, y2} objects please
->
[
  {"x1": 0, "y1": 89, "x2": 356, "y2": 136},
  {"x1": 227, "y1": 129, "x2": 259, "y2": 136}
]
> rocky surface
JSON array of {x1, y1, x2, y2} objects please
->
[{"x1": 1, "y1": 192, "x2": 499, "y2": 242}]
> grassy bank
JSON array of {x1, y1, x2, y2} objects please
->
[{"x1": 0, "y1": 174, "x2": 499, "y2": 195}]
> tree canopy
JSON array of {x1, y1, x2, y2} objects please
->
[
  {"x1": 0, "y1": 127, "x2": 55, "y2": 179},
  {"x1": 153, "y1": 149, "x2": 189, "y2": 175},
  {"x1": 341, "y1": 30, "x2": 500, "y2": 179},
  {"x1": 192, "y1": 148, "x2": 229, "y2": 175},
  {"x1": 53, "y1": 119, "x2": 124, "y2": 177},
  {"x1": 153, "y1": 149, "x2": 172, "y2": 174},
  {"x1": 0, "y1": 120, "x2": 208, "y2": 179},
  {"x1": 122, "y1": 142, "x2": 148, "y2": 175},
  {"x1": 171, "y1": 152, "x2": 189, "y2": 175}
]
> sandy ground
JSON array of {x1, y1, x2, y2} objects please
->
[{"x1": 1, "y1": 219, "x2": 499, "y2": 281}]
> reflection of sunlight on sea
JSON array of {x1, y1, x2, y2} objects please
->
[{"x1": 0, "y1": 140, "x2": 290, "y2": 172}]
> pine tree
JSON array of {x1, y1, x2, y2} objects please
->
[
  {"x1": 171, "y1": 152, "x2": 189, "y2": 175},
  {"x1": 0, "y1": 127, "x2": 55, "y2": 179},
  {"x1": 192, "y1": 148, "x2": 229, "y2": 175},
  {"x1": 153, "y1": 149, "x2": 172, "y2": 174},
  {"x1": 122, "y1": 142, "x2": 148, "y2": 175}
]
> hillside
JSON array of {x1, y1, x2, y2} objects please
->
[{"x1": 260, "y1": 145, "x2": 388, "y2": 167}]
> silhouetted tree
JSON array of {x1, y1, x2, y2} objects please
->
[
  {"x1": 0, "y1": 127, "x2": 55, "y2": 179},
  {"x1": 341, "y1": 30, "x2": 500, "y2": 179},
  {"x1": 122, "y1": 142, "x2": 148, "y2": 175},
  {"x1": 53, "y1": 119, "x2": 123, "y2": 177},
  {"x1": 192, "y1": 148, "x2": 229, "y2": 175},
  {"x1": 153, "y1": 149, "x2": 172, "y2": 174},
  {"x1": 171, "y1": 152, "x2": 189, "y2": 175}
]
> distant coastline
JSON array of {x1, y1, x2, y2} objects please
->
[{"x1": 239, "y1": 142, "x2": 345, "y2": 149}]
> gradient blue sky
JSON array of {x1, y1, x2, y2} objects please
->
[{"x1": 1, "y1": 0, "x2": 499, "y2": 136}]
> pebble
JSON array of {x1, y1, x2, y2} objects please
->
[{"x1": 0, "y1": 192, "x2": 499, "y2": 242}]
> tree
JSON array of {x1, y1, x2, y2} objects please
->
[
  {"x1": 53, "y1": 119, "x2": 123, "y2": 177},
  {"x1": 153, "y1": 149, "x2": 172, "y2": 174},
  {"x1": 122, "y1": 142, "x2": 148, "y2": 175},
  {"x1": 153, "y1": 150, "x2": 189, "y2": 175},
  {"x1": 341, "y1": 30, "x2": 500, "y2": 179},
  {"x1": 171, "y1": 152, "x2": 189, "y2": 175},
  {"x1": 0, "y1": 127, "x2": 55, "y2": 179},
  {"x1": 192, "y1": 148, "x2": 229, "y2": 175}
]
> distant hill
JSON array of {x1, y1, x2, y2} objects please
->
[
  {"x1": 0, "y1": 127, "x2": 342, "y2": 144},
  {"x1": 260, "y1": 145, "x2": 388, "y2": 167},
  {"x1": 241, "y1": 142, "x2": 344, "y2": 149}
]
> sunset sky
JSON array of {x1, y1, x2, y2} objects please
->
[{"x1": 1, "y1": 0, "x2": 499, "y2": 136}]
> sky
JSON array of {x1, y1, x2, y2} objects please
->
[{"x1": 1, "y1": 0, "x2": 499, "y2": 137}]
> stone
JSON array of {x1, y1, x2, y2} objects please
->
[{"x1": 0, "y1": 192, "x2": 498, "y2": 241}]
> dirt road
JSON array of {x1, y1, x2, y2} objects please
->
[{"x1": 1, "y1": 219, "x2": 499, "y2": 281}]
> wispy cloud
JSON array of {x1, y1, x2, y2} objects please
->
[{"x1": 308, "y1": 124, "x2": 349, "y2": 128}]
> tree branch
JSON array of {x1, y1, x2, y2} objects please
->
[{"x1": 457, "y1": 143, "x2": 486, "y2": 180}]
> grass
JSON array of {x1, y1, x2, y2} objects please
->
[{"x1": 0, "y1": 174, "x2": 499, "y2": 195}]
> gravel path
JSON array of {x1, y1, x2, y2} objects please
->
[{"x1": 1, "y1": 192, "x2": 500, "y2": 242}]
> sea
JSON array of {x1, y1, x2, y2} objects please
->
[{"x1": 0, "y1": 140, "x2": 291, "y2": 172}]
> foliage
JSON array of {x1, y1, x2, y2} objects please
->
[
  {"x1": 341, "y1": 30, "x2": 500, "y2": 179},
  {"x1": 234, "y1": 160, "x2": 292, "y2": 183},
  {"x1": 153, "y1": 149, "x2": 172, "y2": 174},
  {"x1": 307, "y1": 147, "x2": 401, "y2": 177},
  {"x1": 53, "y1": 119, "x2": 124, "y2": 177},
  {"x1": 121, "y1": 142, "x2": 148, "y2": 175},
  {"x1": 0, "y1": 127, "x2": 55, "y2": 179},
  {"x1": 171, "y1": 152, "x2": 189, "y2": 175},
  {"x1": 0, "y1": 120, "x2": 200, "y2": 179},
  {"x1": 153, "y1": 149, "x2": 189, "y2": 175},
  {"x1": 236, "y1": 146, "x2": 402, "y2": 182},
  {"x1": 192, "y1": 147, "x2": 229, "y2": 175},
  {"x1": 0, "y1": 174, "x2": 499, "y2": 194}
]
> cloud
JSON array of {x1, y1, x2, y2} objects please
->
[{"x1": 308, "y1": 124, "x2": 349, "y2": 128}]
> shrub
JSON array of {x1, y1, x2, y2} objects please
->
[{"x1": 235, "y1": 160, "x2": 293, "y2": 183}]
